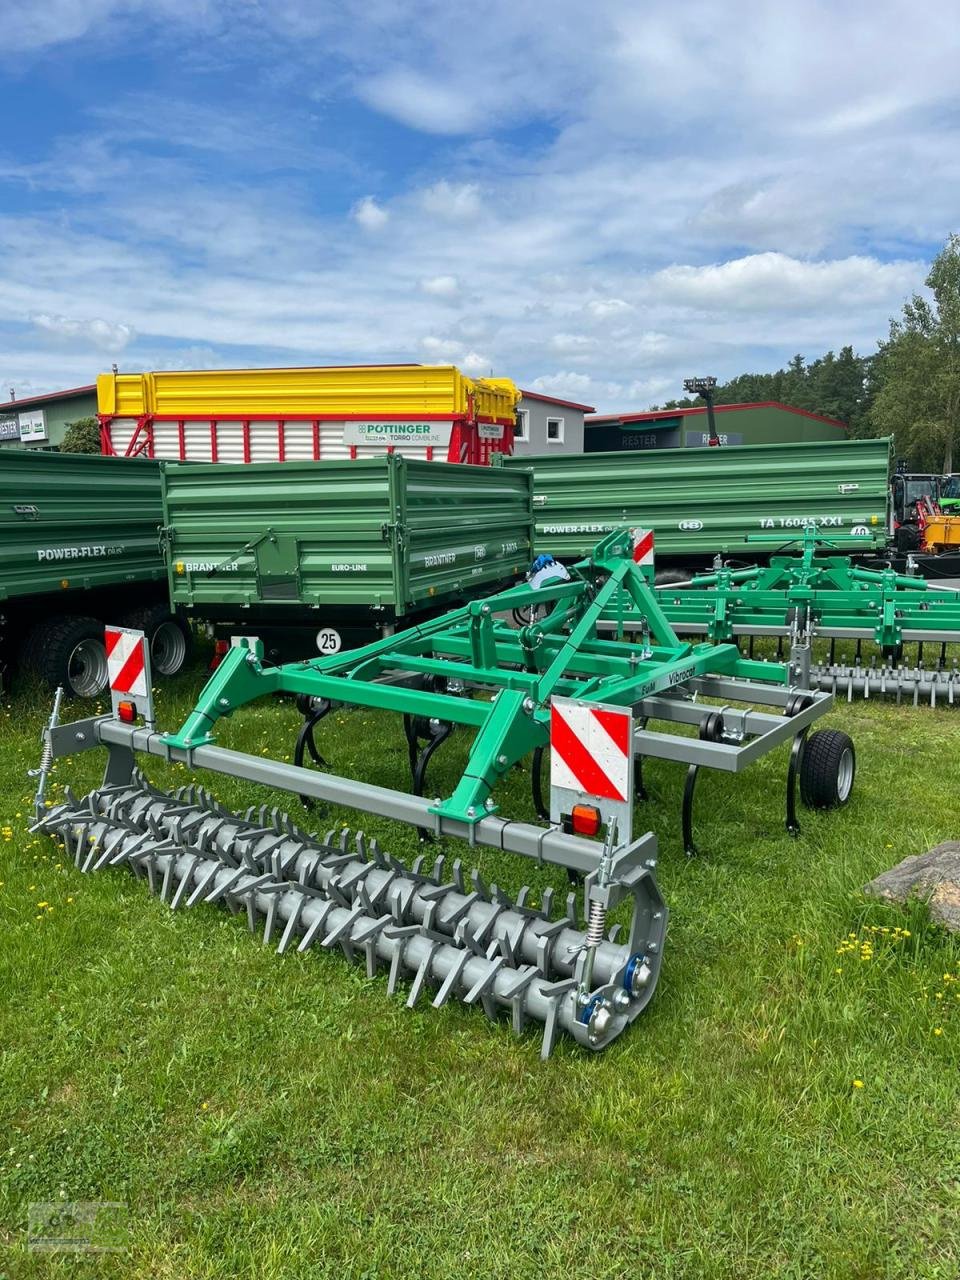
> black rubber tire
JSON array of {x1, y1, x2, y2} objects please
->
[
  {"x1": 119, "y1": 604, "x2": 193, "y2": 677},
  {"x1": 799, "y1": 729, "x2": 856, "y2": 809},
  {"x1": 20, "y1": 615, "x2": 109, "y2": 698},
  {"x1": 654, "y1": 569, "x2": 691, "y2": 586}
]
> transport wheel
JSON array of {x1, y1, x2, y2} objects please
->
[
  {"x1": 120, "y1": 604, "x2": 193, "y2": 677},
  {"x1": 799, "y1": 729, "x2": 856, "y2": 809},
  {"x1": 21, "y1": 615, "x2": 109, "y2": 698}
]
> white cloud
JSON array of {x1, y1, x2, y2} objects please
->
[
  {"x1": 529, "y1": 371, "x2": 594, "y2": 398},
  {"x1": 461, "y1": 351, "x2": 491, "y2": 374},
  {"x1": 31, "y1": 312, "x2": 134, "y2": 352},
  {"x1": 351, "y1": 196, "x2": 389, "y2": 230},
  {"x1": 360, "y1": 71, "x2": 486, "y2": 135},
  {"x1": 420, "y1": 336, "x2": 463, "y2": 358},
  {"x1": 418, "y1": 181, "x2": 482, "y2": 221},
  {"x1": 550, "y1": 333, "x2": 596, "y2": 353},
  {"x1": 420, "y1": 275, "x2": 459, "y2": 297},
  {"x1": 651, "y1": 253, "x2": 920, "y2": 312},
  {"x1": 586, "y1": 298, "x2": 634, "y2": 319}
]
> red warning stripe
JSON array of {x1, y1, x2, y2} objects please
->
[
  {"x1": 633, "y1": 529, "x2": 654, "y2": 563},
  {"x1": 111, "y1": 640, "x2": 145, "y2": 694},
  {"x1": 592, "y1": 706, "x2": 631, "y2": 755},
  {"x1": 550, "y1": 703, "x2": 625, "y2": 801},
  {"x1": 105, "y1": 627, "x2": 123, "y2": 657}
]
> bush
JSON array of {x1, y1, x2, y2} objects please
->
[{"x1": 59, "y1": 416, "x2": 101, "y2": 454}]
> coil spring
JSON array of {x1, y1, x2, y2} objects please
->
[{"x1": 585, "y1": 898, "x2": 607, "y2": 949}]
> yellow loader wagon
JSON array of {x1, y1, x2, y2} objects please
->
[{"x1": 97, "y1": 364, "x2": 520, "y2": 466}]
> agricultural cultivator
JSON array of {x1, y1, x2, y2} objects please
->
[
  {"x1": 649, "y1": 531, "x2": 960, "y2": 707},
  {"x1": 32, "y1": 532, "x2": 856, "y2": 1057}
]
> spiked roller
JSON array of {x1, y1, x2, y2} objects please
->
[{"x1": 34, "y1": 777, "x2": 666, "y2": 1057}]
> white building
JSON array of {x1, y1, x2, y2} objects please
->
[{"x1": 513, "y1": 390, "x2": 595, "y2": 455}]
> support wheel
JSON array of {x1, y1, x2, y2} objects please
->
[
  {"x1": 20, "y1": 615, "x2": 109, "y2": 698},
  {"x1": 120, "y1": 604, "x2": 192, "y2": 677},
  {"x1": 799, "y1": 729, "x2": 856, "y2": 809}
]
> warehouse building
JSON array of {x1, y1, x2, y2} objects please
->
[
  {"x1": 584, "y1": 401, "x2": 847, "y2": 452},
  {"x1": 0, "y1": 384, "x2": 97, "y2": 450},
  {"x1": 513, "y1": 391, "x2": 595, "y2": 455}
]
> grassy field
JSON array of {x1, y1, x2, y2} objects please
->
[{"x1": 2, "y1": 651, "x2": 960, "y2": 1279}]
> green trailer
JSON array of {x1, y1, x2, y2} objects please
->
[
  {"x1": 0, "y1": 450, "x2": 190, "y2": 696},
  {"x1": 161, "y1": 455, "x2": 535, "y2": 659},
  {"x1": 497, "y1": 438, "x2": 891, "y2": 565}
]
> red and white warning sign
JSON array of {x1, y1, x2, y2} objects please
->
[
  {"x1": 105, "y1": 625, "x2": 155, "y2": 727},
  {"x1": 630, "y1": 527, "x2": 654, "y2": 565},
  {"x1": 106, "y1": 626, "x2": 148, "y2": 696},
  {"x1": 550, "y1": 698, "x2": 632, "y2": 801}
]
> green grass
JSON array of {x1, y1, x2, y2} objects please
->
[{"x1": 2, "y1": 653, "x2": 960, "y2": 1279}]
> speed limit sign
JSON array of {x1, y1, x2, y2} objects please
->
[{"x1": 315, "y1": 627, "x2": 343, "y2": 655}]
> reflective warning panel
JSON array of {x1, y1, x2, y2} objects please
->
[
  {"x1": 105, "y1": 625, "x2": 154, "y2": 727},
  {"x1": 549, "y1": 697, "x2": 633, "y2": 842}
]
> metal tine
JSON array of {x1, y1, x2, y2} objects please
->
[
  {"x1": 368, "y1": 837, "x2": 388, "y2": 869},
  {"x1": 358, "y1": 917, "x2": 391, "y2": 977},
  {"x1": 608, "y1": 923, "x2": 623, "y2": 943},
  {"x1": 324, "y1": 873, "x2": 353, "y2": 910},
  {"x1": 276, "y1": 894, "x2": 308, "y2": 954},
  {"x1": 452, "y1": 859, "x2": 466, "y2": 893},
  {"x1": 435, "y1": 890, "x2": 481, "y2": 931},
  {"x1": 565, "y1": 891, "x2": 580, "y2": 930},
  {"x1": 470, "y1": 867, "x2": 491, "y2": 902},
  {"x1": 205, "y1": 866, "x2": 248, "y2": 906},
  {"x1": 80, "y1": 831, "x2": 104, "y2": 874},
  {"x1": 262, "y1": 893, "x2": 282, "y2": 947},
  {"x1": 534, "y1": 918, "x2": 569, "y2": 979},
  {"x1": 541, "y1": 886, "x2": 555, "y2": 919},
  {"x1": 388, "y1": 880, "x2": 414, "y2": 923},
  {"x1": 406, "y1": 941, "x2": 443, "y2": 1008},
  {"x1": 463, "y1": 956, "x2": 506, "y2": 1020},
  {"x1": 321, "y1": 903, "x2": 365, "y2": 952},
  {"x1": 170, "y1": 854, "x2": 202, "y2": 911},
  {"x1": 385, "y1": 928, "x2": 421, "y2": 995},
  {"x1": 365, "y1": 869, "x2": 399, "y2": 912},
  {"x1": 432, "y1": 948, "x2": 472, "y2": 1007},
  {"x1": 185, "y1": 860, "x2": 223, "y2": 908},
  {"x1": 93, "y1": 828, "x2": 132, "y2": 872},
  {"x1": 472, "y1": 903, "x2": 506, "y2": 948},
  {"x1": 540, "y1": 979, "x2": 578, "y2": 1060},
  {"x1": 296, "y1": 900, "x2": 335, "y2": 952},
  {"x1": 490, "y1": 883, "x2": 514, "y2": 909},
  {"x1": 159, "y1": 856, "x2": 178, "y2": 904},
  {"x1": 431, "y1": 854, "x2": 446, "y2": 881},
  {"x1": 336, "y1": 861, "x2": 373, "y2": 894}
]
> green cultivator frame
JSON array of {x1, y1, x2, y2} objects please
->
[
  {"x1": 650, "y1": 531, "x2": 960, "y2": 706},
  {"x1": 32, "y1": 531, "x2": 853, "y2": 1057}
]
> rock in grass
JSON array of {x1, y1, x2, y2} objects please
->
[{"x1": 864, "y1": 843, "x2": 960, "y2": 932}]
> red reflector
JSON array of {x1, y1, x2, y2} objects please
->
[
  {"x1": 117, "y1": 700, "x2": 137, "y2": 724},
  {"x1": 214, "y1": 639, "x2": 229, "y2": 655},
  {"x1": 570, "y1": 804, "x2": 602, "y2": 837}
]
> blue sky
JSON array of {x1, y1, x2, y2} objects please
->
[{"x1": 2, "y1": 0, "x2": 958, "y2": 410}]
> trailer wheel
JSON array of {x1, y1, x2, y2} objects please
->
[
  {"x1": 120, "y1": 605, "x2": 192, "y2": 677},
  {"x1": 21, "y1": 616, "x2": 109, "y2": 698},
  {"x1": 799, "y1": 729, "x2": 856, "y2": 809}
]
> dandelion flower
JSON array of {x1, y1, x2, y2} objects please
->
[{"x1": 853, "y1": 1079, "x2": 864, "y2": 1089}]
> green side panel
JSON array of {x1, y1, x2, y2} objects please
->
[
  {"x1": 499, "y1": 438, "x2": 892, "y2": 559},
  {"x1": 681, "y1": 406, "x2": 847, "y2": 447},
  {"x1": 163, "y1": 456, "x2": 534, "y2": 614},
  {"x1": 0, "y1": 450, "x2": 164, "y2": 602}
]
